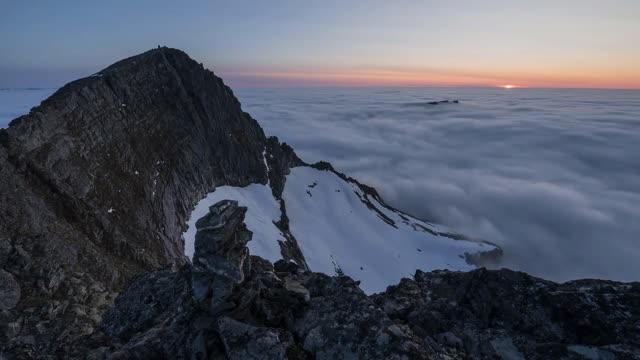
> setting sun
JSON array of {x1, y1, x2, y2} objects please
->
[{"x1": 502, "y1": 85, "x2": 515, "y2": 89}]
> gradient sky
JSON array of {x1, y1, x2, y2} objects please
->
[{"x1": 1, "y1": 0, "x2": 639, "y2": 88}]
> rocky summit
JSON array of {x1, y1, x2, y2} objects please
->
[{"x1": 0, "y1": 48, "x2": 638, "y2": 359}]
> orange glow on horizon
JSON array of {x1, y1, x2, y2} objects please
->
[{"x1": 219, "y1": 66, "x2": 640, "y2": 89}]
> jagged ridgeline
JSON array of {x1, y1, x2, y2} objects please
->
[{"x1": 1, "y1": 48, "x2": 638, "y2": 359}]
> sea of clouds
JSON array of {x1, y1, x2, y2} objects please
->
[
  {"x1": 0, "y1": 88, "x2": 56, "y2": 128},
  {"x1": 235, "y1": 87, "x2": 640, "y2": 283},
  {"x1": 2, "y1": 86, "x2": 639, "y2": 283}
]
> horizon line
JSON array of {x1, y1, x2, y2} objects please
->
[
  {"x1": 228, "y1": 84, "x2": 640, "y2": 91},
  {"x1": 2, "y1": 85, "x2": 640, "y2": 91}
]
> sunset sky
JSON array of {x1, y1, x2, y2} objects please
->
[{"x1": 1, "y1": 0, "x2": 639, "y2": 88}]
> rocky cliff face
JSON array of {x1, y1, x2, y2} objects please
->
[
  {"x1": 0, "y1": 48, "x2": 637, "y2": 359},
  {"x1": 3, "y1": 47, "x2": 270, "y2": 269},
  {"x1": 0, "y1": 47, "x2": 302, "y2": 356}
]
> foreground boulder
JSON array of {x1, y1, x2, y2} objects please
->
[{"x1": 191, "y1": 200, "x2": 252, "y2": 311}]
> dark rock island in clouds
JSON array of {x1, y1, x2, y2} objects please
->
[{"x1": 0, "y1": 47, "x2": 638, "y2": 359}]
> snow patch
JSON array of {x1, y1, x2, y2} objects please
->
[
  {"x1": 262, "y1": 148, "x2": 270, "y2": 173},
  {"x1": 183, "y1": 183, "x2": 284, "y2": 263},
  {"x1": 283, "y1": 166, "x2": 498, "y2": 294}
]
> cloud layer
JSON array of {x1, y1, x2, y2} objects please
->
[
  {"x1": 236, "y1": 87, "x2": 640, "y2": 283},
  {"x1": 0, "y1": 88, "x2": 56, "y2": 128}
]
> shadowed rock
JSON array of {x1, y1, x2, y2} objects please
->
[
  {"x1": 192, "y1": 200, "x2": 252, "y2": 312},
  {"x1": 217, "y1": 317, "x2": 286, "y2": 360},
  {"x1": 374, "y1": 268, "x2": 640, "y2": 359}
]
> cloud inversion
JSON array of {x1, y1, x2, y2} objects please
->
[{"x1": 236, "y1": 87, "x2": 640, "y2": 283}]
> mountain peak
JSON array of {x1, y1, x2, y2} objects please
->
[
  {"x1": 104, "y1": 46, "x2": 188, "y2": 68},
  {"x1": 1, "y1": 46, "x2": 272, "y2": 275},
  {"x1": 98, "y1": 46, "x2": 206, "y2": 80}
]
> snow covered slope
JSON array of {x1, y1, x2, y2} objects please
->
[
  {"x1": 283, "y1": 166, "x2": 497, "y2": 293},
  {"x1": 183, "y1": 165, "x2": 498, "y2": 294}
]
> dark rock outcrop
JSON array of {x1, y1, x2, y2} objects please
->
[
  {"x1": 97, "y1": 267, "x2": 194, "y2": 359},
  {"x1": 375, "y1": 269, "x2": 640, "y2": 359},
  {"x1": 0, "y1": 269, "x2": 20, "y2": 310},
  {"x1": 191, "y1": 200, "x2": 251, "y2": 312},
  {"x1": 405, "y1": 99, "x2": 460, "y2": 107},
  {"x1": 265, "y1": 137, "x2": 309, "y2": 270}
]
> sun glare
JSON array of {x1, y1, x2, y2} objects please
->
[{"x1": 502, "y1": 85, "x2": 515, "y2": 89}]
